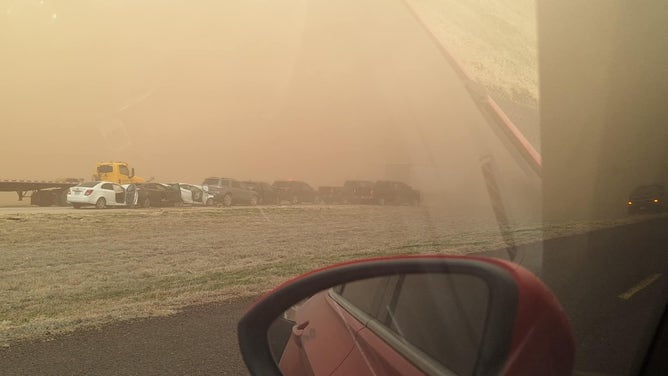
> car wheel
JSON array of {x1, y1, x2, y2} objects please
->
[
  {"x1": 206, "y1": 198, "x2": 214, "y2": 206},
  {"x1": 250, "y1": 196, "x2": 258, "y2": 206},
  {"x1": 95, "y1": 197, "x2": 106, "y2": 209},
  {"x1": 222, "y1": 194, "x2": 233, "y2": 207},
  {"x1": 174, "y1": 200, "x2": 184, "y2": 207},
  {"x1": 377, "y1": 198, "x2": 386, "y2": 206},
  {"x1": 142, "y1": 197, "x2": 151, "y2": 208},
  {"x1": 291, "y1": 195, "x2": 299, "y2": 205}
]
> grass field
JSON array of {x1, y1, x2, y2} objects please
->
[
  {"x1": 410, "y1": 0, "x2": 538, "y2": 106},
  {"x1": 0, "y1": 204, "x2": 649, "y2": 347},
  {"x1": 0, "y1": 205, "x2": 492, "y2": 346}
]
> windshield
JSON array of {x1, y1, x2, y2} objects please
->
[
  {"x1": 344, "y1": 181, "x2": 374, "y2": 188},
  {"x1": 77, "y1": 182, "x2": 100, "y2": 188},
  {"x1": 631, "y1": 185, "x2": 663, "y2": 197},
  {"x1": 96, "y1": 165, "x2": 113, "y2": 174},
  {"x1": 202, "y1": 178, "x2": 221, "y2": 186},
  {"x1": 1, "y1": 1, "x2": 666, "y2": 375}
]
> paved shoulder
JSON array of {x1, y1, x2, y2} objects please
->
[{"x1": 0, "y1": 296, "x2": 257, "y2": 376}]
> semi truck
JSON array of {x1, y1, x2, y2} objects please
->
[{"x1": 0, "y1": 162, "x2": 146, "y2": 206}]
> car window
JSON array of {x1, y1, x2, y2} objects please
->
[
  {"x1": 333, "y1": 273, "x2": 489, "y2": 375},
  {"x1": 632, "y1": 185, "x2": 663, "y2": 196},
  {"x1": 96, "y1": 165, "x2": 113, "y2": 173},
  {"x1": 389, "y1": 274, "x2": 488, "y2": 376},
  {"x1": 335, "y1": 277, "x2": 396, "y2": 320},
  {"x1": 2, "y1": 2, "x2": 666, "y2": 375},
  {"x1": 78, "y1": 182, "x2": 99, "y2": 188},
  {"x1": 119, "y1": 165, "x2": 130, "y2": 176}
]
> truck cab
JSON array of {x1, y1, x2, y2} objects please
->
[{"x1": 93, "y1": 162, "x2": 145, "y2": 184}]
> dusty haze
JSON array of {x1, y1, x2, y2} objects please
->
[{"x1": 1, "y1": 0, "x2": 537, "y2": 195}]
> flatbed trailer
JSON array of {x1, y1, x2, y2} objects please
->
[{"x1": 0, "y1": 179, "x2": 81, "y2": 206}]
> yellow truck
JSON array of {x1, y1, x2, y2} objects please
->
[
  {"x1": 92, "y1": 162, "x2": 145, "y2": 184},
  {"x1": 0, "y1": 162, "x2": 146, "y2": 206}
]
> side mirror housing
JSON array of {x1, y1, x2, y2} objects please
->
[{"x1": 238, "y1": 256, "x2": 574, "y2": 376}]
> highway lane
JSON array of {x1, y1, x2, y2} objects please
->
[
  {"x1": 476, "y1": 216, "x2": 668, "y2": 374},
  {"x1": 541, "y1": 217, "x2": 667, "y2": 375}
]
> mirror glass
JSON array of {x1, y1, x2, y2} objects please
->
[{"x1": 268, "y1": 273, "x2": 489, "y2": 376}]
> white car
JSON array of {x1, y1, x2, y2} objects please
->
[
  {"x1": 169, "y1": 183, "x2": 214, "y2": 206},
  {"x1": 67, "y1": 181, "x2": 138, "y2": 209}
]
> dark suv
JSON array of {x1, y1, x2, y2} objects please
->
[
  {"x1": 202, "y1": 177, "x2": 258, "y2": 207},
  {"x1": 317, "y1": 186, "x2": 343, "y2": 204},
  {"x1": 243, "y1": 181, "x2": 279, "y2": 205},
  {"x1": 272, "y1": 180, "x2": 318, "y2": 204},
  {"x1": 627, "y1": 184, "x2": 665, "y2": 214},
  {"x1": 342, "y1": 180, "x2": 375, "y2": 204},
  {"x1": 372, "y1": 180, "x2": 420, "y2": 205}
]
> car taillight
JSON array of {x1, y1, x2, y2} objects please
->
[
  {"x1": 654, "y1": 198, "x2": 660, "y2": 203},
  {"x1": 84, "y1": 189, "x2": 93, "y2": 196}
]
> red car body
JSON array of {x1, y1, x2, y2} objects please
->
[{"x1": 264, "y1": 256, "x2": 574, "y2": 376}]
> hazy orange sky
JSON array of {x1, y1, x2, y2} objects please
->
[
  {"x1": 0, "y1": 0, "x2": 552, "y2": 224},
  {"x1": 1, "y1": 0, "x2": 501, "y2": 187},
  {"x1": 3, "y1": 1, "x2": 662, "y2": 220}
]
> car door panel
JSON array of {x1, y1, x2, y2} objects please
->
[
  {"x1": 280, "y1": 293, "x2": 361, "y2": 376},
  {"x1": 335, "y1": 327, "x2": 423, "y2": 376},
  {"x1": 124, "y1": 184, "x2": 137, "y2": 206},
  {"x1": 190, "y1": 186, "x2": 203, "y2": 204},
  {"x1": 100, "y1": 184, "x2": 116, "y2": 205}
]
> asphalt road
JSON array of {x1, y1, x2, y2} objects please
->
[
  {"x1": 1, "y1": 217, "x2": 665, "y2": 375},
  {"x1": 476, "y1": 217, "x2": 668, "y2": 375},
  {"x1": 0, "y1": 297, "x2": 256, "y2": 376},
  {"x1": 541, "y1": 217, "x2": 668, "y2": 375}
]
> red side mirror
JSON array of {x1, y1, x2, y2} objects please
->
[{"x1": 238, "y1": 255, "x2": 574, "y2": 375}]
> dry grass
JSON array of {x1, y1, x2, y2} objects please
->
[
  {"x1": 0, "y1": 205, "x2": 647, "y2": 346},
  {"x1": 409, "y1": 0, "x2": 538, "y2": 106}
]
